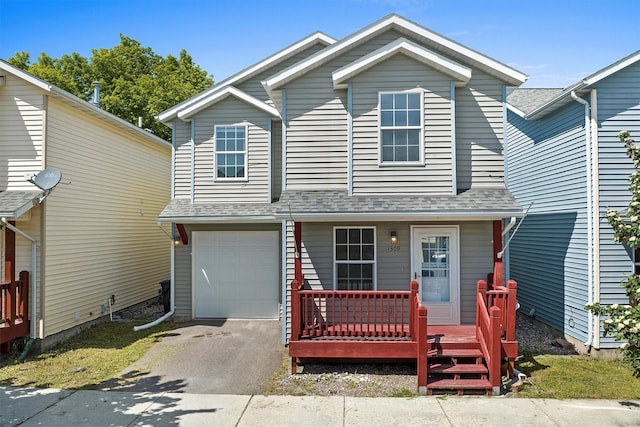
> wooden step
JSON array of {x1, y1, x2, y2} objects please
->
[
  {"x1": 427, "y1": 378, "x2": 493, "y2": 395},
  {"x1": 428, "y1": 363, "x2": 488, "y2": 375},
  {"x1": 428, "y1": 348, "x2": 483, "y2": 358}
]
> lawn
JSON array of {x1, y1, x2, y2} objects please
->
[
  {"x1": 0, "y1": 316, "x2": 176, "y2": 390},
  {"x1": 514, "y1": 353, "x2": 640, "y2": 399},
  {"x1": 1, "y1": 317, "x2": 639, "y2": 398}
]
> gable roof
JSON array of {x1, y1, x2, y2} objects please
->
[
  {"x1": 332, "y1": 38, "x2": 472, "y2": 89},
  {"x1": 511, "y1": 50, "x2": 640, "y2": 119},
  {"x1": 264, "y1": 14, "x2": 527, "y2": 92},
  {"x1": 177, "y1": 86, "x2": 280, "y2": 120},
  {"x1": 0, "y1": 59, "x2": 171, "y2": 150},
  {"x1": 157, "y1": 32, "x2": 336, "y2": 123}
]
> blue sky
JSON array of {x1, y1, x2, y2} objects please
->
[{"x1": 0, "y1": 0, "x2": 638, "y2": 88}]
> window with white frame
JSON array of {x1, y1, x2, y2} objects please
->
[
  {"x1": 634, "y1": 248, "x2": 640, "y2": 275},
  {"x1": 379, "y1": 92, "x2": 423, "y2": 164},
  {"x1": 215, "y1": 125, "x2": 247, "y2": 179},
  {"x1": 334, "y1": 227, "x2": 376, "y2": 290}
]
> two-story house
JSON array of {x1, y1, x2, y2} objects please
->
[
  {"x1": 157, "y1": 14, "x2": 527, "y2": 347},
  {"x1": 0, "y1": 60, "x2": 171, "y2": 351}
]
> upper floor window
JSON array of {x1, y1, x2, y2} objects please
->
[
  {"x1": 215, "y1": 125, "x2": 247, "y2": 180},
  {"x1": 334, "y1": 227, "x2": 376, "y2": 291},
  {"x1": 379, "y1": 92, "x2": 423, "y2": 164}
]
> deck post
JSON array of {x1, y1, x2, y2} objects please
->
[
  {"x1": 489, "y1": 306, "x2": 502, "y2": 395},
  {"x1": 492, "y1": 220, "x2": 503, "y2": 288},
  {"x1": 409, "y1": 280, "x2": 418, "y2": 338},
  {"x1": 476, "y1": 280, "x2": 487, "y2": 336},
  {"x1": 18, "y1": 271, "x2": 29, "y2": 323},
  {"x1": 417, "y1": 304, "x2": 428, "y2": 396},
  {"x1": 293, "y1": 221, "x2": 303, "y2": 283},
  {"x1": 290, "y1": 279, "x2": 301, "y2": 374}
]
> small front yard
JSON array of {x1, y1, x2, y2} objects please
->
[{"x1": 1, "y1": 310, "x2": 638, "y2": 399}]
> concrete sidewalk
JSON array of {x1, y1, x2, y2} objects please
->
[{"x1": 2, "y1": 386, "x2": 640, "y2": 427}]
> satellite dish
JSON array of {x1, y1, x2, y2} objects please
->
[{"x1": 29, "y1": 168, "x2": 62, "y2": 191}]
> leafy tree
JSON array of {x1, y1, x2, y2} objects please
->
[
  {"x1": 8, "y1": 35, "x2": 213, "y2": 140},
  {"x1": 586, "y1": 130, "x2": 640, "y2": 377}
]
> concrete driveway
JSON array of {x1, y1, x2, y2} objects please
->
[{"x1": 100, "y1": 319, "x2": 284, "y2": 395}]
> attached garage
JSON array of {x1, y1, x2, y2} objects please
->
[{"x1": 192, "y1": 230, "x2": 280, "y2": 319}]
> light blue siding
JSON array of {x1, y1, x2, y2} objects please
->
[
  {"x1": 592, "y1": 63, "x2": 639, "y2": 348},
  {"x1": 506, "y1": 101, "x2": 590, "y2": 343}
]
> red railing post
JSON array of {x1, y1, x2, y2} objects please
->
[
  {"x1": 290, "y1": 279, "x2": 301, "y2": 374},
  {"x1": 492, "y1": 220, "x2": 503, "y2": 288},
  {"x1": 489, "y1": 306, "x2": 502, "y2": 394},
  {"x1": 417, "y1": 305, "x2": 428, "y2": 395},
  {"x1": 409, "y1": 280, "x2": 418, "y2": 338},
  {"x1": 476, "y1": 280, "x2": 487, "y2": 336},
  {"x1": 18, "y1": 271, "x2": 29, "y2": 322},
  {"x1": 505, "y1": 279, "x2": 517, "y2": 341}
]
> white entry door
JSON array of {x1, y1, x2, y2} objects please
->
[{"x1": 411, "y1": 226, "x2": 460, "y2": 325}]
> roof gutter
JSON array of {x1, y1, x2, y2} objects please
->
[{"x1": 571, "y1": 90, "x2": 595, "y2": 348}]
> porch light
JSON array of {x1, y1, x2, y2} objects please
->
[{"x1": 390, "y1": 231, "x2": 398, "y2": 245}]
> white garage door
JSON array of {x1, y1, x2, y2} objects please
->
[{"x1": 193, "y1": 230, "x2": 279, "y2": 318}]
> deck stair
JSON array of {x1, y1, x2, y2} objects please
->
[{"x1": 426, "y1": 326, "x2": 493, "y2": 395}]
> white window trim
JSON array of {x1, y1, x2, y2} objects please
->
[
  {"x1": 378, "y1": 90, "x2": 425, "y2": 166},
  {"x1": 214, "y1": 124, "x2": 249, "y2": 182},
  {"x1": 333, "y1": 226, "x2": 377, "y2": 291}
]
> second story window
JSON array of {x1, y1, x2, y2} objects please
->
[
  {"x1": 379, "y1": 92, "x2": 423, "y2": 164},
  {"x1": 215, "y1": 125, "x2": 247, "y2": 180}
]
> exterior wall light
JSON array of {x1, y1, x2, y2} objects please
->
[{"x1": 390, "y1": 231, "x2": 398, "y2": 245}]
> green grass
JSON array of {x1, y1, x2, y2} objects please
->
[
  {"x1": 515, "y1": 354, "x2": 640, "y2": 399},
  {"x1": 3, "y1": 319, "x2": 640, "y2": 399},
  {"x1": 0, "y1": 317, "x2": 176, "y2": 390}
]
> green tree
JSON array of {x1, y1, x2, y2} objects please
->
[
  {"x1": 586, "y1": 130, "x2": 640, "y2": 377},
  {"x1": 7, "y1": 35, "x2": 213, "y2": 140}
]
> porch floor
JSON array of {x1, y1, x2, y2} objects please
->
[{"x1": 428, "y1": 325, "x2": 477, "y2": 343}]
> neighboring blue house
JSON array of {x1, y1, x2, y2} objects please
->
[{"x1": 506, "y1": 51, "x2": 640, "y2": 353}]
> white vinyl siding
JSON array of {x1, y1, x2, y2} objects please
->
[
  {"x1": 0, "y1": 72, "x2": 45, "y2": 190},
  {"x1": 42, "y1": 97, "x2": 170, "y2": 339},
  {"x1": 192, "y1": 97, "x2": 271, "y2": 203}
]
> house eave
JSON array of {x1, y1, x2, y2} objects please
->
[
  {"x1": 158, "y1": 216, "x2": 280, "y2": 224},
  {"x1": 276, "y1": 211, "x2": 524, "y2": 222},
  {"x1": 265, "y1": 14, "x2": 526, "y2": 92},
  {"x1": 176, "y1": 86, "x2": 281, "y2": 120},
  {"x1": 156, "y1": 31, "x2": 337, "y2": 123}
]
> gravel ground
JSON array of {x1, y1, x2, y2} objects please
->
[{"x1": 267, "y1": 314, "x2": 576, "y2": 397}]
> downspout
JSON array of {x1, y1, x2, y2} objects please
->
[
  {"x1": 1, "y1": 218, "x2": 37, "y2": 341},
  {"x1": 133, "y1": 222, "x2": 176, "y2": 331},
  {"x1": 571, "y1": 90, "x2": 594, "y2": 347},
  {"x1": 347, "y1": 83, "x2": 353, "y2": 196},
  {"x1": 590, "y1": 89, "x2": 601, "y2": 348}
]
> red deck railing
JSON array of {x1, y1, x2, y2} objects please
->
[
  {"x1": 290, "y1": 279, "x2": 428, "y2": 390},
  {"x1": 476, "y1": 278, "x2": 518, "y2": 385},
  {"x1": 0, "y1": 271, "x2": 30, "y2": 352}
]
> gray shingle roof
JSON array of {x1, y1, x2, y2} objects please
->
[
  {"x1": 507, "y1": 88, "x2": 563, "y2": 115},
  {"x1": 158, "y1": 199, "x2": 278, "y2": 222},
  {"x1": 0, "y1": 191, "x2": 41, "y2": 219},
  {"x1": 159, "y1": 188, "x2": 523, "y2": 223},
  {"x1": 276, "y1": 189, "x2": 522, "y2": 220}
]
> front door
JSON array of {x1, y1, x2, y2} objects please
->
[{"x1": 411, "y1": 226, "x2": 460, "y2": 325}]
